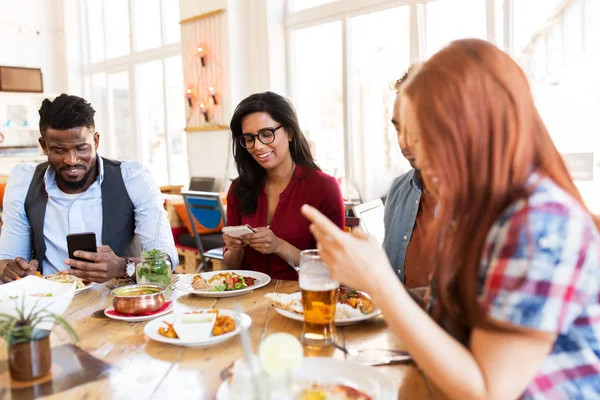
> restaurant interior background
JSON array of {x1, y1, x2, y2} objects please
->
[{"x1": 0, "y1": 0, "x2": 599, "y2": 213}]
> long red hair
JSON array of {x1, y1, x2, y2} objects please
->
[{"x1": 402, "y1": 39, "x2": 600, "y2": 339}]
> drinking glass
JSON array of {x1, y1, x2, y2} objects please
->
[{"x1": 298, "y1": 250, "x2": 339, "y2": 346}]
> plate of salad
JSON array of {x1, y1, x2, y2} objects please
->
[{"x1": 175, "y1": 270, "x2": 271, "y2": 298}]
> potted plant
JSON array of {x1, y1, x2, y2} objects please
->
[{"x1": 0, "y1": 296, "x2": 79, "y2": 381}]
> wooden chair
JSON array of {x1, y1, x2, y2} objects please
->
[{"x1": 181, "y1": 190, "x2": 226, "y2": 272}]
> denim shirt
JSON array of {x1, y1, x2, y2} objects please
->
[{"x1": 382, "y1": 169, "x2": 422, "y2": 283}]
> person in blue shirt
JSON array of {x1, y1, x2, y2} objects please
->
[
  {"x1": 383, "y1": 65, "x2": 436, "y2": 294},
  {"x1": 0, "y1": 94, "x2": 177, "y2": 283}
]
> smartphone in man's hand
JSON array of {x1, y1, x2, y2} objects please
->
[{"x1": 66, "y1": 233, "x2": 97, "y2": 265}]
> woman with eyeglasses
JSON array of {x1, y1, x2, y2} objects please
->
[
  {"x1": 223, "y1": 91, "x2": 344, "y2": 279},
  {"x1": 302, "y1": 39, "x2": 600, "y2": 399}
]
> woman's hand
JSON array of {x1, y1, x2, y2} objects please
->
[
  {"x1": 243, "y1": 227, "x2": 281, "y2": 255},
  {"x1": 301, "y1": 204, "x2": 397, "y2": 293},
  {"x1": 222, "y1": 233, "x2": 247, "y2": 252}
]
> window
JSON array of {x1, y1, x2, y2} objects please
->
[
  {"x1": 287, "y1": 0, "x2": 501, "y2": 200},
  {"x1": 108, "y1": 71, "x2": 133, "y2": 160},
  {"x1": 564, "y1": 1, "x2": 583, "y2": 61},
  {"x1": 424, "y1": 0, "x2": 486, "y2": 58},
  {"x1": 293, "y1": 22, "x2": 343, "y2": 178},
  {"x1": 86, "y1": 0, "x2": 105, "y2": 63},
  {"x1": 81, "y1": 0, "x2": 188, "y2": 186},
  {"x1": 104, "y1": 0, "x2": 130, "y2": 59},
  {"x1": 349, "y1": 6, "x2": 411, "y2": 198},
  {"x1": 133, "y1": 0, "x2": 162, "y2": 51}
]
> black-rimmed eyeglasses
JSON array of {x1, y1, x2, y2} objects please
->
[{"x1": 238, "y1": 125, "x2": 283, "y2": 149}]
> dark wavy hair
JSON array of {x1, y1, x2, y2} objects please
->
[
  {"x1": 39, "y1": 94, "x2": 96, "y2": 136},
  {"x1": 230, "y1": 91, "x2": 319, "y2": 215}
]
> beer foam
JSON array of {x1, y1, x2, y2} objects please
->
[{"x1": 298, "y1": 279, "x2": 339, "y2": 292}]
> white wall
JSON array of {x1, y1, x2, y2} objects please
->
[
  {"x1": 0, "y1": 0, "x2": 67, "y2": 94},
  {"x1": 179, "y1": 0, "x2": 287, "y2": 190}
]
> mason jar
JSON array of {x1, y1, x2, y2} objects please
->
[{"x1": 136, "y1": 250, "x2": 172, "y2": 287}]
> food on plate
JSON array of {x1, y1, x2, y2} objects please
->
[
  {"x1": 157, "y1": 310, "x2": 236, "y2": 339},
  {"x1": 212, "y1": 315, "x2": 236, "y2": 336},
  {"x1": 191, "y1": 272, "x2": 257, "y2": 292},
  {"x1": 300, "y1": 383, "x2": 373, "y2": 400},
  {"x1": 45, "y1": 273, "x2": 89, "y2": 289},
  {"x1": 158, "y1": 321, "x2": 178, "y2": 338},
  {"x1": 264, "y1": 288, "x2": 375, "y2": 320},
  {"x1": 338, "y1": 287, "x2": 374, "y2": 314},
  {"x1": 30, "y1": 293, "x2": 54, "y2": 298}
]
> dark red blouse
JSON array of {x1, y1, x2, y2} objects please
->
[{"x1": 226, "y1": 164, "x2": 345, "y2": 280}]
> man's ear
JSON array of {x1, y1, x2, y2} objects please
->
[
  {"x1": 93, "y1": 132, "x2": 100, "y2": 150},
  {"x1": 39, "y1": 137, "x2": 48, "y2": 155}
]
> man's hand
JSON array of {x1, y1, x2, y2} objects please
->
[
  {"x1": 0, "y1": 257, "x2": 38, "y2": 283},
  {"x1": 63, "y1": 245, "x2": 126, "y2": 283}
]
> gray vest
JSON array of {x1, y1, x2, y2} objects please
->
[{"x1": 24, "y1": 157, "x2": 135, "y2": 271}]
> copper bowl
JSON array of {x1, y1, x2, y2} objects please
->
[{"x1": 111, "y1": 284, "x2": 165, "y2": 315}]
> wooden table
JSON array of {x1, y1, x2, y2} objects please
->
[{"x1": 0, "y1": 279, "x2": 440, "y2": 399}]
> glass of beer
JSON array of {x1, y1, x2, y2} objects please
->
[{"x1": 299, "y1": 249, "x2": 339, "y2": 346}]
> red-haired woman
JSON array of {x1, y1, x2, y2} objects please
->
[{"x1": 302, "y1": 39, "x2": 600, "y2": 399}]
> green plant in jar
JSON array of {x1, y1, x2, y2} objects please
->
[{"x1": 136, "y1": 249, "x2": 172, "y2": 287}]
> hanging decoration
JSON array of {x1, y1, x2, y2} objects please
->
[{"x1": 180, "y1": 9, "x2": 228, "y2": 131}]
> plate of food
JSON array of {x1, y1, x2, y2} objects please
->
[
  {"x1": 217, "y1": 357, "x2": 396, "y2": 400},
  {"x1": 143, "y1": 308, "x2": 252, "y2": 347},
  {"x1": 44, "y1": 273, "x2": 96, "y2": 295},
  {"x1": 175, "y1": 270, "x2": 271, "y2": 298},
  {"x1": 265, "y1": 287, "x2": 381, "y2": 326}
]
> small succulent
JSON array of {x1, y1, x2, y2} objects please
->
[{"x1": 0, "y1": 296, "x2": 79, "y2": 345}]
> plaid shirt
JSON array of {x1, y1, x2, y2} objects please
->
[{"x1": 477, "y1": 175, "x2": 600, "y2": 399}]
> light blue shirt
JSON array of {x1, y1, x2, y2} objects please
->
[{"x1": 0, "y1": 156, "x2": 178, "y2": 275}]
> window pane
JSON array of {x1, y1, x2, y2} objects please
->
[
  {"x1": 86, "y1": 0, "x2": 105, "y2": 62},
  {"x1": 494, "y1": 0, "x2": 504, "y2": 50},
  {"x1": 513, "y1": 0, "x2": 563, "y2": 55},
  {"x1": 133, "y1": 0, "x2": 162, "y2": 51},
  {"x1": 90, "y1": 74, "x2": 107, "y2": 150},
  {"x1": 164, "y1": 56, "x2": 188, "y2": 185},
  {"x1": 546, "y1": 22, "x2": 562, "y2": 73},
  {"x1": 424, "y1": 0, "x2": 486, "y2": 58},
  {"x1": 291, "y1": 0, "x2": 340, "y2": 12},
  {"x1": 162, "y1": 0, "x2": 181, "y2": 44},
  {"x1": 136, "y1": 61, "x2": 168, "y2": 185},
  {"x1": 350, "y1": 6, "x2": 410, "y2": 200},
  {"x1": 108, "y1": 71, "x2": 134, "y2": 160},
  {"x1": 104, "y1": 0, "x2": 131, "y2": 59},
  {"x1": 293, "y1": 21, "x2": 343, "y2": 179},
  {"x1": 586, "y1": 0, "x2": 600, "y2": 51},
  {"x1": 564, "y1": 1, "x2": 583, "y2": 61}
]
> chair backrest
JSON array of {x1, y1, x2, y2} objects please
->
[
  {"x1": 189, "y1": 177, "x2": 216, "y2": 192},
  {"x1": 352, "y1": 199, "x2": 385, "y2": 246},
  {"x1": 181, "y1": 190, "x2": 226, "y2": 270}
]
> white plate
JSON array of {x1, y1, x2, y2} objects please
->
[
  {"x1": 175, "y1": 270, "x2": 271, "y2": 298},
  {"x1": 271, "y1": 292, "x2": 382, "y2": 326},
  {"x1": 104, "y1": 301, "x2": 175, "y2": 322},
  {"x1": 75, "y1": 282, "x2": 97, "y2": 296},
  {"x1": 0, "y1": 276, "x2": 75, "y2": 330},
  {"x1": 143, "y1": 309, "x2": 252, "y2": 347},
  {"x1": 216, "y1": 357, "x2": 397, "y2": 400}
]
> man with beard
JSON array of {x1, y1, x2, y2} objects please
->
[
  {"x1": 0, "y1": 94, "x2": 177, "y2": 283},
  {"x1": 383, "y1": 65, "x2": 436, "y2": 297}
]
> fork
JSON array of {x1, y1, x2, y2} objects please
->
[{"x1": 332, "y1": 341, "x2": 410, "y2": 358}]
